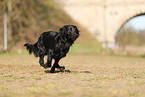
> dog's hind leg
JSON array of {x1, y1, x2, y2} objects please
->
[{"x1": 39, "y1": 56, "x2": 44, "y2": 67}]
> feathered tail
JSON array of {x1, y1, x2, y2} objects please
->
[{"x1": 24, "y1": 43, "x2": 39, "y2": 57}]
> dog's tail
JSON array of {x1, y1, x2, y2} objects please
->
[{"x1": 24, "y1": 43, "x2": 38, "y2": 57}]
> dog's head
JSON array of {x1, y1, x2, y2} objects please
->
[{"x1": 59, "y1": 25, "x2": 79, "y2": 41}]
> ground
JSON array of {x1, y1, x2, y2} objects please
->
[{"x1": 0, "y1": 51, "x2": 145, "y2": 97}]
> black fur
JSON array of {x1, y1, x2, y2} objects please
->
[{"x1": 24, "y1": 25, "x2": 79, "y2": 73}]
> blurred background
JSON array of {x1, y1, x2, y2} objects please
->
[{"x1": 0, "y1": 0, "x2": 145, "y2": 56}]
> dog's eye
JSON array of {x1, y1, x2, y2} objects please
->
[{"x1": 70, "y1": 27, "x2": 72, "y2": 31}]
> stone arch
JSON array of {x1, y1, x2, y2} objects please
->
[{"x1": 115, "y1": 12, "x2": 145, "y2": 43}]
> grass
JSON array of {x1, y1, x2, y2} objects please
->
[{"x1": 0, "y1": 51, "x2": 145, "y2": 97}]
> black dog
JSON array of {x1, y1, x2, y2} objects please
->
[{"x1": 24, "y1": 25, "x2": 79, "y2": 73}]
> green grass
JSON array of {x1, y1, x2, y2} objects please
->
[
  {"x1": 0, "y1": 52, "x2": 145, "y2": 97},
  {"x1": 69, "y1": 43, "x2": 105, "y2": 54}
]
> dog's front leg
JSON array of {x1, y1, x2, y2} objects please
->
[
  {"x1": 45, "y1": 49, "x2": 53, "y2": 69},
  {"x1": 54, "y1": 58, "x2": 65, "y2": 70},
  {"x1": 50, "y1": 63, "x2": 57, "y2": 73}
]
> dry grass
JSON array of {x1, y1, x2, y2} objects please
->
[{"x1": 0, "y1": 52, "x2": 145, "y2": 97}]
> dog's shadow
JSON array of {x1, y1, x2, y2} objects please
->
[{"x1": 44, "y1": 69, "x2": 92, "y2": 74}]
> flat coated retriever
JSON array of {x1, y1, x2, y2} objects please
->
[{"x1": 24, "y1": 25, "x2": 79, "y2": 73}]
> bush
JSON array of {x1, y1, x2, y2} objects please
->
[{"x1": 115, "y1": 25, "x2": 145, "y2": 48}]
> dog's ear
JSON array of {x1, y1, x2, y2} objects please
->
[{"x1": 59, "y1": 25, "x2": 68, "y2": 37}]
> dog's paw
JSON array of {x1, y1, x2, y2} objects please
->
[
  {"x1": 50, "y1": 70, "x2": 55, "y2": 73},
  {"x1": 61, "y1": 66, "x2": 65, "y2": 69},
  {"x1": 57, "y1": 66, "x2": 65, "y2": 71},
  {"x1": 42, "y1": 64, "x2": 48, "y2": 69},
  {"x1": 44, "y1": 63, "x2": 51, "y2": 68},
  {"x1": 60, "y1": 68, "x2": 65, "y2": 71}
]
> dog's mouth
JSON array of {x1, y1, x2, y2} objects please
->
[{"x1": 71, "y1": 34, "x2": 79, "y2": 41}]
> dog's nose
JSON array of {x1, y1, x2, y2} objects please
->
[{"x1": 72, "y1": 35, "x2": 78, "y2": 40}]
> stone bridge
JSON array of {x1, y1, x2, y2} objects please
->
[{"x1": 55, "y1": 0, "x2": 145, "y2": 48}]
